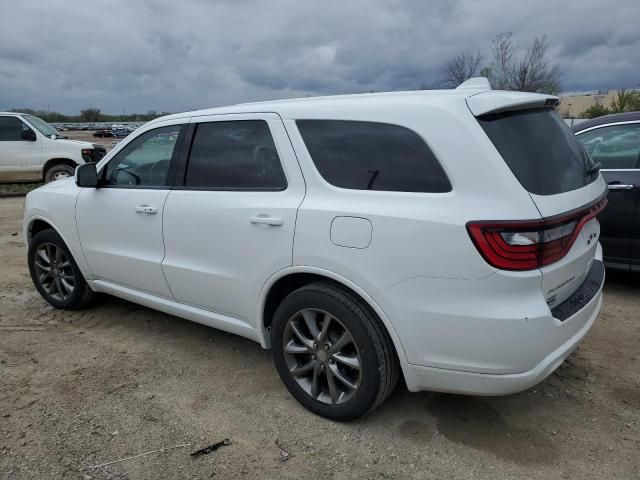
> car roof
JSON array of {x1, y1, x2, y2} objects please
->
[
  {"x1": 572, "y1": 111, "x2": 640, "y2": 133},
  {"x1": 147, "y1": 88, "x2": 554, "y2": 125}
]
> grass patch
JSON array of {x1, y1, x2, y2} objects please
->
[{"x1": 0, "y1": 183, "x2": 43, "y2": 195}]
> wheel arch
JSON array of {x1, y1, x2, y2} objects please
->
[
  {"x1": 259, "y1": 267, "x2": 408, "y2": 366},
  {"x1": 27, "y1": 217, "x2": 57, "y2": 244},
  {"x1": 42, "y1": 158, "x2": 78, "y2": 181},
  {"x1": 24, "y1": 215, "x2": 93, "y2": 280}
]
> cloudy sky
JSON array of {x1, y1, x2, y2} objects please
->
[{"x1": 1, "y1": 0, "x2": 638, "y2": 114}]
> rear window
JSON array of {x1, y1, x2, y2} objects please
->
[
  {"x1": 478, "y1": 108, "x2": 597, "y2": 195},
  {"x1": 296, "y1": 120, "x2": 451, "y2": 193}
]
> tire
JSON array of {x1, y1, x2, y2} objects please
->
[
  {"x1": 28, "y1": 229, "x2": 94, "y2": 310},
  {"x1": 44, "y1": 163, "x2": 75, "y2": 183},
  {"x1": 271, "y1": 283, "x2": 399, "y2": 420}
]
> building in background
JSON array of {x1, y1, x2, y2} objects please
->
[{"x1": 558, "y1": 90, "x2": 620, "y2": 118}]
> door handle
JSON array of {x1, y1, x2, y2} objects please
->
[
  {"x1": 249, "y1": 215, "x2": 284, "y2": 226},
  {"x1": 607, "y1": 183, "x2": 634, "y2": 190},
  {"x1": 135, "y1": 205, "x2": 157, "y2": 214}
]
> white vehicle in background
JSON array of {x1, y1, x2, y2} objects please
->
[
  {"x1": 0, "y1": 112, "x2": 107, "y2": 183},
  {"x1": 22, "y1": 79, "x2": 606, "y2": 420}
]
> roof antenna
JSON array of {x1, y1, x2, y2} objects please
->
[{"x1": 456, "y1": 77, "x2": 492, "y2": 91}]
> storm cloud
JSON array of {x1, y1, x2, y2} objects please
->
[{"x1": 1, "y1": 0, "x2": 638, "y2": 114}]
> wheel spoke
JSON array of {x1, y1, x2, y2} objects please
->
[
  {"x1": 60, "y1": 277, "x2": 74, "y2": 295},
  {"x1": 37, "y1": 248, "x2": 50, "y2": 264},
  {"x1": 46, "y1": 245, "x2": 55, "y2": 265},
  {"x1": 325, "y1": 366, "x2": 339, "y2": 404},
  {"x1": 289, "y1": 321, "x2": 315, "y2": 350},
  {"x1": 310, "y1": 363, "x2": 322, "y2": 399},
  {"x1": 35, "y1": 261, "x2": 51, "y2": 272},
  {"x1": 58, "y1": 260, "x2": 71, "y2": 268},
  {"x1": 329, "y1": 330, "x2": 353, "y2": 355},
  {"x1": 40, "y1": 275, "x2": 54, "y2": 293},
  {"x1": 301, "y1": 310, "x2": 321, "y2": 341},
  {"x1": 55, "y1": 246, "x2": 62, "y2": 264},
  {"x1": 284, "y1": 340, "x2": 310, "y2": 354},
  {"x1": 54, "y1": 277, "x2": 65, "y2": 299},
  {"x1": 318, "y1": 313, "x2": 332, "y2": 343},
  {"x1": 290, "y1": 360, "x2": 315, "y2": 377},
  {"x1": 329, "y1": 363, "x2": 357, "y2": 390},
  {"x1": 332, "y1": 352, "x2": 360, "y2": 370}
]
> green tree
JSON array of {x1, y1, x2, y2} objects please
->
[
  {"x1": 581, "y1": 104, "x2": 611, "y2": 119},
  {"x1": 610, "y1": 89, "x2": 640, "y2": 113}
]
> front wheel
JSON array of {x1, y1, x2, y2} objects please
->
[
  {"x1": 28, "y1": 229, "x2": 94, "y2": 310},
  {"x1": 271, "y1": 283, "x2": 399, "y2": 420},
  {"x1": 44, "y1": 164, "x2": 75, "y2": 183}
]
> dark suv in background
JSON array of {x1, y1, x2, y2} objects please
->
[{"x1": 574, "y1": 112, "x2": 640, "y2": 271}]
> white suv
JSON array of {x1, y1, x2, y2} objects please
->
[
  {"x1": 0, "y1": 112, "x2": 106, "y2": 183},
  {"x1": 23, "y1": 79, "x2": 607, "y2": 420}
]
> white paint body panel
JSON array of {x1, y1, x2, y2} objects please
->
[{"x1": 22, "y1": 88, "x2": 605, "y2": 396}]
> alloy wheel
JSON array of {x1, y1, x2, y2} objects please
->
[
  {"x1": 283, "y1": 308, "x2": 362, "y2": 405},
  {"x1": 33, "y1": 243, "x2": 75, "y2": 301}
]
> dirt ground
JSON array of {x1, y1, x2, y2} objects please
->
[{"x1": 0, "y1": 197, "x2": 638, "y2": 480}]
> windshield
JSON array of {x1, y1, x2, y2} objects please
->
[
  {"x1": 478, "y1": 108, "x2": 598, "y2": 196},
  {"x1": 23, "y1": 114, "x2": 60, "y2": 138}
]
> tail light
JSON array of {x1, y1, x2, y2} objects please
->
[{"x1": 467, "y1": 196, "x2": 607, "y2": 271}]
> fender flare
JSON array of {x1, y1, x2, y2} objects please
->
[{"x1": 257, "y1": 265, "x2": 409, "y2": 367}]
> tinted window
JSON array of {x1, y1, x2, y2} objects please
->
[
  {"x1": 0, "y1": 116, "x2": 28, "y2": 141},
  {"x1": 296, "y1": 120, "x2": 451, "y2": 193},
  {"x1": 103, "y1": 125, "x2": 182, "y2": 187},
  {"x1": 577, "y1": 123, "x2": 640, "y2": 170},
  {"x1": 184, "y1": 120, "x2": 286, "y2": 190},
  {"x1": 478, "y1": 108, "x2": 597, "y2": 196}
]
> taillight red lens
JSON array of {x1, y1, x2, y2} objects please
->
[{"x1": 467, "y1": 196, "x2": 607, "y2": 271}]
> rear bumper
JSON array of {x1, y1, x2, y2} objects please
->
[{"x1": 403, "y1": 275, "x2": 603, "y2": 395}]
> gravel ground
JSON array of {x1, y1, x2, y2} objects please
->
[{"x1": 0, "y1": 196, "x2": 638, "y2": 479}]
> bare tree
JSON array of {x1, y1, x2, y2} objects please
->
[
  {"x1": 486, "y1": 33, "x2": 561, "y2": 94},
  {"x1": 439, "y1": 51, "x2": 484, "y2": 88},
  {"x1": 490, "y1": 32, "x2": 515, "y2": 90},
  {"x1": 511, "y1": 36, "x2": 561, "y2": 94}
]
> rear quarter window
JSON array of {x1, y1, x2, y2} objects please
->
[
  {"x1": 296, "y1": 120, "x2": 451, "y2": 193},
  {"x1": 478, "y1": 108, "x2": 597, "y2": 195}
]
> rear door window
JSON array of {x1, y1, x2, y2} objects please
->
[
  {"x1": 184, "y1": 120, "x2": 286, "y2": 190},
  {"x1": 576, "y1": 123, "x2": 640, "y2": 170},
  {"x1": 296, "y1": 120, "x2": 451, "y2": 193},
  {"x1": 478, "y1": 108, "x2": 597, "y2": 195}
]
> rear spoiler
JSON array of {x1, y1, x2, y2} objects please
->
[{"x1": 466, "y1": 90, "x2": 560, "y2": 116}]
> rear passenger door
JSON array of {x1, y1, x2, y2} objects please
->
[
  {"x1": 577, "y1": 122, "x2": 640, "y2": 269},
  {"x1": 161, "y1": 114, "x2": 305, "y2": 327}
]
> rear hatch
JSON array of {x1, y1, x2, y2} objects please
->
[{"x1": 468, "y1": 92, "x2": 607, "y2": 310}]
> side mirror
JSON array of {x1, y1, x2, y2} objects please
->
[
  {"x1": 76, "y1": 163, "x2": 99, "y2": 188},
  {"x1": 21, "y1": 129, "x2": 37, "y2": 141}
]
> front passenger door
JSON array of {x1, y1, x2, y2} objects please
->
[{"x1": 76, "y1": 121, "x2": 187, "y2": 297}]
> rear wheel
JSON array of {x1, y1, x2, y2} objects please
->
[
  {"x1": 271, "y1": 283, "x2": 398, "y2": 420},
  {"x1": 44, "y1": 163, "x2": 75, "y2": 183},
  {"x1": 28, "y1": 229, "x2": 93, "y2": 309}
]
